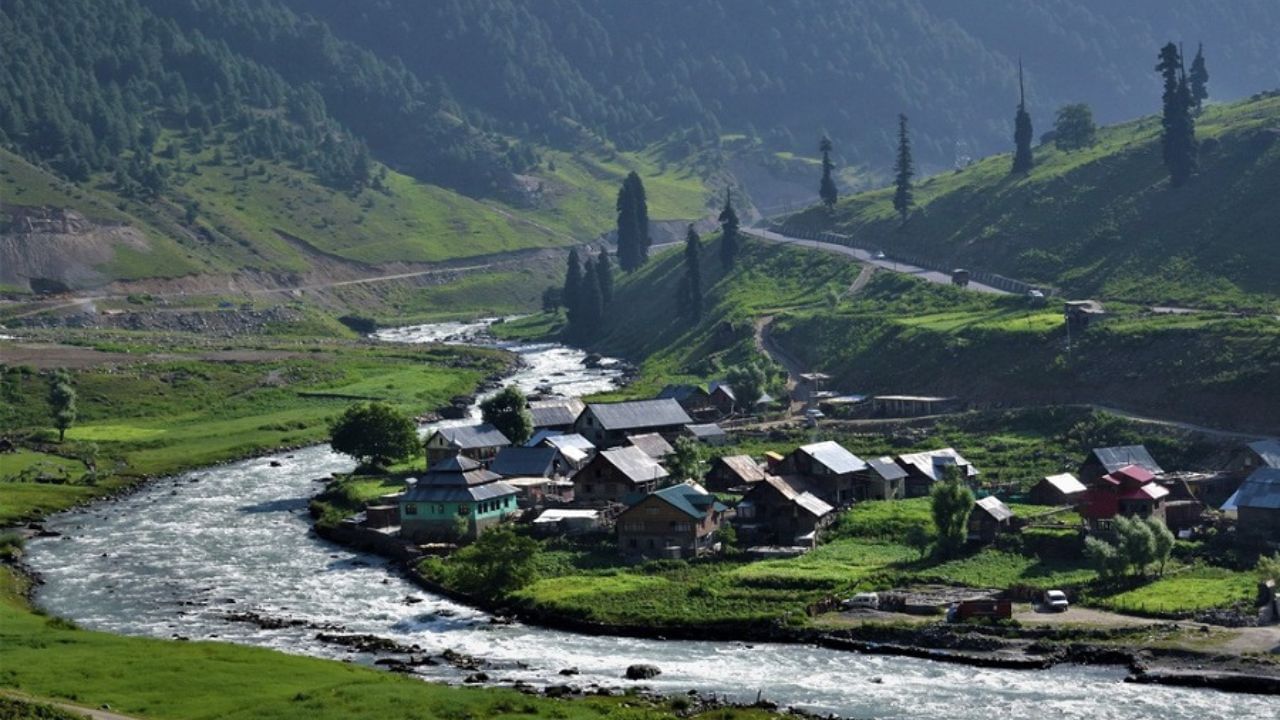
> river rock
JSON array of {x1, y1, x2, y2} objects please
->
[
  {"x1": 559, "y1": 667, "x2": 580, "y2": 676},
  {"x1": 464, "y1": 672, "x2": 490, "y2": 683},
  {"x1": 544, "y1": 684, "x2": 576, "y2": 697},
  {"x1": 625, "y1": 663, "x2": 661, "y2": 680}
]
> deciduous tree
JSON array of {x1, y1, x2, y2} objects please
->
[
  {"x1": 47, "y1": 369, "x2": 77, "y2": 443},
  {"x1": 329, "y1": 401, "x2": 418, "y2": 470},
  {"x1": 929, "y1": 474, "x2": 973, "y2": 558},
  {"x1": 480, "y1": 385, "x2": 534, "y2": 446},
  {"x1": 1053, "y1": 103, "x2": 1097, "y2": 150}
]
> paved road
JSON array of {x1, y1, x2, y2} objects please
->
[{"x1": 743, "y1": 226, "x2": 1009, "y2": 295}]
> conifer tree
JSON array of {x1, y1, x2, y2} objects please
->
[
  {"x1": 595, "y1": 249, "x2": 614, "y2": 306},
  {"x1": 1189, "y1": 43, "x2": 1209, "y2": 114},
  {"x1": 563, "y1": 248, "x2": 583, "y2": 323},
  {"x1": 892, "y1": 114, "x2": 914, "y2": 224},
  {"x1": 818, "y1": 136, "x2": 838, "y2": 210},
  {"x1": 615, "y1": 172, "x2": 651, "y2": 271},
  {"x1": 1156, "y1": 42, "x2": 1197, "y2": 187},
  {"x1": 629, "y1": 172, "x2": 651, "y2": 262},
  {"x1": 578, "y1": 256, "x2": 604, "y2": 338},
  {"x1": 718, "y1": 188, "x2": 740, "y2": 269},
  {"x1": 1011, "y1": 59, "x2": 1034, "y2": 174},
  {"x1": 682, "y1": 225, "x2": 703, "y2": 320}
]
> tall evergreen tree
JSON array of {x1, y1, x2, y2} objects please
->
[
  {"x1": 718, "y1": 188, "x2": 740, "y2": 269},
  {"x1": 563, "y1": 248, "x2": 583, "y2": 323},
  {"x1": 595, "y1": 249, "x2": 614, "y2": 306},
  {"x1": 892, "y1": 114, "x2": 914, "y2": 224},
  {"x1": 615, "y1": 174, "x2": 648, "y2": 272},
  {"x1": 1011, "y1": 59, "x2": 1034, "y2": 174},
  {"x1": 629, "y1": 172, "x2": 651, "y2": 263},
  {"x1": 578, "y1": 256, "x2": 604, "y2": 338},
  {"x1": 1156, "y1": 42, "x2": 1197, "y2": 187},
  {"x1": 818, "y1": 136, "x2": 838, "y2": 210},
  {"x1": 1189, "y1": 43, "x2": 1209, "y2": 114},
  {"x1": 682, "y1": 225, "x2": 703, "y2": 320}
]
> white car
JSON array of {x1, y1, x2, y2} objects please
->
[
  {"x1": 844, "y1": 592, "x2": 880, "y2": 610},
  {"x1": 1044, "y1": 589, "x2": 1069, "y2": 612}
]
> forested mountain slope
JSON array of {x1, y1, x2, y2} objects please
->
[{"x1": 783, "y1": 92, "x2": 1280, "y2": 306}]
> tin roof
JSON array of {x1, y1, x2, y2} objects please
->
[
  {"x1": 1247, "y1": 440, "x2": 1280, "y2": 469},
  {"x1": 627, "y1": 432, "x2": 675, "y2": 459},
  {"x1": 597, "y1": 445, "x2": 669, "y2": 484},
  {"x1": 1235, "y1": 467, "x2": 1280, "y2": 510},
  {"x1": 866, "y1": 456, "x2": 908, "y2": 481},
  {"x1": 432, "y1": 423, "x2": 511, "y2": 450},
  {"x1": 684, "y1": 423, "x2": 728, "y2": 439},
  {"x1": 630, "y1": 481, "x2": 726, "y2": 519},
  {"x1": 584, "y1": 399, "x2": 692, "y2": 431},
  {"x1": 1042, "y1": 473, "x2": 1087, "y2": 495},
  {"x1": 975, "y1": 495, "x2": 1013, "y2": 522},
  {"x1": 489, "y1": 446, "x2": 565, "y2": 478},
  {"x1": 712, "y1": 455, "x2": 768, "y2": 483},
  {"x1": 754, "y1": 475, "x2": 835, "y2": 518},
  {"x1": 896, "y1": 448, "x2": 978, "y2": 481},
  {"x1": 799, "y1": 441, "x2": 867, "y2": 475},
  {"x1": 529, "y1": 404, "x2": 581, "y2": 428},
  {"x1": 1089, "y1": 445, "x2": 1163, "y2": 476}
]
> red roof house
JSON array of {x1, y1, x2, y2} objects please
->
[{"x1": 1082, "y1": 464, "x2": 1169, "y2": 525}]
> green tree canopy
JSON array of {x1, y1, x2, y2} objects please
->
[
  {"x1": 447, "y1": 526, "x2": 540, "y2": 597},
  {"x1": 480, "y1": 385, "x2": 534, "y2": 446},
  {"x1": 668, "y1": 436, "x2": 707, "y2": 482},
  {"x1": 47, "y1": 369, "x2": 77, "y2": 443},
  {"x1": 329, "y1": 401, "x2": 419, "y2": 469},
  {"x1": 1053, "y1": 103, "x2": 1097, "y2": 151},
  {"x1": 682, "y1": 224, "x2": 703, "y2": 320},
  {"x1": 718, "y1": 188, "x2": 740, "y2": 269},
  {"x1": 929, "y1": 475, "x2": 973, "y2": 558}
]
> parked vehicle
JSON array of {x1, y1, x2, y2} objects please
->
[
  {"x1": 843, "y1": 592, "x2": 880, "y2": 610},
  {"x1": 1044, "y1": 589, "x2": 1070, "y2": 612}
]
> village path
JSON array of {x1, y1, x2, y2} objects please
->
[
  {"x1": 743, "y1": 226, "x2": 1009, "y2": 295},
  {"x1": 1089, "y1": 404, "x2": 1276, "y2": 442},
  {"x1": 1, "y1": 690, "x2": 145, "y2": 720}
]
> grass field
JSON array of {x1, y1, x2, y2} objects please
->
[
  {"x1": 1093, "y1": 566, "x2": 1260, "y2": 616},
  {"x1": 0, "y1": 566, "x2": 779, "y2": 720}
]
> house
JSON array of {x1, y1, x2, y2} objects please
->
[
  {"x1": 527, "y1": 398, "x2": 585, "y2": 432},
  {"x1": 1225, "y1": 440, "x2": 1280, "y2": 476},
  {"x1": 656, "y1": 384, "x2": 713, "y2": 417},
  {"x1": 775, "y1": 440, "x2": 868, "y2": 506},
  {"x1": 1082, "y1": 465, "x2": 1169, "y2": 526},
  {"x1": 527, "y1": 431, "x2": 595, "y2": 469},
  {"x1": 400, "y1": 455, "x2": 519, "y2": 541},
  {"x1": 1064, "y1": 300, "x2": 1106, "y2": 330},
  {"x1": 872, "y1": 395, "x2": 960, "y2": 417},
  {"x1": 969, "y1": 496, "x2": 1014, "y2": 543},
  {"x1": 616, "y1": 482, "x2": 727, "y2": 559},
  {"x1": 1029, "y1": 473, "x2": 1088, "y2": 506},
  {"x1": 571, "y1": 445, "x2": 669, "y2": 506},
  {"x1": 704, "y1": 455, "x2": 768, "y2": 493},
  {"x1": 737, "y1": 475, "x2": 835, "y2": 546},
  {"x1": 627, "y1": 432, "x2": 675, "y2": 461},
  {"x1": 531, "y1": 508, "x2": 602, "y2": 536},
  {"x1": 896, "y1": 448, "x2": 979, "y2": 498},
  {"x1": 707, "y1": 381, "x2": 738, "y2": 416},
  {"x1": 574, "y1": 399, "x2": 692, "y2": 448},
  {"x1": 424, "y1": 424, "x2": 511, "y2": 467},
  {"x1": 1079, "y1": 445, "x2": 1164, "y2": 484},
  {"x1": 682, "y1": 423, "x2": 729, "y2": 446},
  {"x1": 855, "y1": 457, "x2": 909, "y2": 501},
  {"x1": 489, "y1": 446, "x2": 571, "y2": 480},
  {"x1": 1223, "y1": 468, "x2": 1280, "y2": 540}
]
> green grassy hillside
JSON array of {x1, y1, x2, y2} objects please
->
[{"x1": 783, "y1": 92, "x2": 1280, "y2": 308}]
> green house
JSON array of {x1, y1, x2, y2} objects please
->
[{"x1": 400, "y1": 455, "x2": 519, "y2": 542}]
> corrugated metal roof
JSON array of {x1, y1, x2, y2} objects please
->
[
  {"x1": 896, "y1": 448, "x2": 978, "y2": 481},
  {"x1": 755, "y1": 476, "x2": 834, "y2": 518},
  {"x1": 627, "y1": 432, "x2": 675, "y2": 458},
  {"x1": 529, "y1": 405, "x2": 580, "y2": 428},
  {"x1": 1090, "y1": 445, "x2": 1163, "y2": 475},
  {"x1": 975, "y1": 495, "x2": 1013, "y2": 522},
  {"x1": 867, "y1": 456, "x2": 908, "y2": 481},
  {"x1": 1247, "y1": 440, "x2": 1280, "y2": 469},
  {"x1": 599, "y1": 446, "x2": 669, "y2": 484},
  {"x1": 1043, "y1": 473, "x2": 1086, "y2": 494},
  {"x1": 489, "y1": 446, "x2": 564, "y2": 478},
  {"x1": 657, "y1": 384, "x2": 708, "y2": 402},
  {"x1": 685, "y1": 423, "x2": 727, "y2": 439},
  {"x1": 800, "y1": 441, "x2": 867, "y2": 475},
  {"x1": 794, "y1": 491, "x2": 835, "y2": 518},
  {"x1": 585, "y1": 399, "x2": 692, "y2": 431},
  {"x1": 417, "y1": 454, "x2": 502, "y2": 487},
  {"x1": 434, "y1": 423, "x2": 511, "y2": 450},
  {"x1": 638, "y1": 482, "x2": 726, "y2": 519},
  {"x1": 403, "y1": 481, "x2": 517, "y2": 503},
  {"x1": 1236, "y1": 467, "x2": 1280, "y2": 510},
  {"x1": 713, "y1": 455, "x2": 768, "y2": 483}
]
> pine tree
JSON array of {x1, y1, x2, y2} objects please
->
[
  {"x1": 818, "y1": 136, "x2": 838, "y2": 210},
  {"x1": 616, "y1": 179, "x2": 641, "y2": 272},
  {"x1": 629, "y1": 172, "x2": 651, "y2": 263},
  {"x1": 1156, "y1": 42, "x2": 1197, "y2": 187},
  {"x1": 578, "y1": 257, "x2": 604, "y2": 338},
  {"x1": 563, "y1": 248, "x2": 583, "y2": 323},
  {"x1": 893, "y1": 114, "x2": 914, "y2": 224},
  {"x1": 718, "y1": 188, "x2": 740, "y2": 269},
  {"x1": 595, "y1": 249, "x2": 614, "y2": 306},
  {"x1": 682, "y1": 225, "x2": 703, "y2": 320},
  {"x1": 1189, "y1": 43, "x2": 1209, "y2": 114},
  {"x1": 1011, "y1": 59, "x2": 1034, "y2": 174}
]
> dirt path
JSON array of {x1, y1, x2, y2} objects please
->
[
  {"x1": 1, "y1": 690, "x2": 144, "y2": 720},
  {"x1": 753, "y1": 315, "x2": 808, "y2": 415},
  {"x1": 1089, "y1": 404, "x2": 1275, "y2": 442},
  {"x1": 843, "y1": 264, "x2": 876, "y2": 298}
]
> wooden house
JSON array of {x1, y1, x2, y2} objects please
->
[
  {"x1": 527, "y1": 397, "x2": 585, "y2": 433},
  {"x1": 969, "y1": 496, "x2": 1014, "y2": 543},
  {"x1": 682, "y1": 423, "x2": 729, "y2": 446},
  {"x1": 707, "y1": 381, "x2": 738, "y2": 416},
  {"x1": 574, "y1": 399, "x2": 692, "y2": 448},
  {"x1": 570, "y1": 445, "x2": 668, "y2": 506},
  {"x1": 1029, "y1": 473, "x2": 1087, "y2": 506},
  {"x1": 1225, "y1": 440, "x2": 1280, "y2": 477},
  {"x1": 855, "y1": 457, "x2": 909, "y2": 500},
  {"x1": 704, "y1": 455, "x2": 768, "y2": 492},
  {"x1": 400, "y1": 455, "x2": 518, "y2": 541},
  {"x1": 1082, "y1": 465, "x2": 1169, "y2": 527},
  {"x1": 775, "y1": 441, "x2": 868, "y2": 506},
  {"x1": 1224, "y1": 468, "x2": 1280, "y2": 541},
  {"x1": 737, "y1": 475, "x2": 835, "y2": 546},
  {"x1": 895, "y1": 448, "x2": 979, "y2": 498},
  {"x1": 656, "y1": 384, "x2": 714, "y2": 418},
  {"x1": 424, "y1": 423, "x2": 511, "y2": 467},
  {"x1": 527, "y1": 431, "x2": 595, "y2": 469},
  {"x1": 1079, "y1": 445, "x2": 1163, "y2": 484},
  {"x1": 616, "y1": 482, "x2": 727, "y2": 559}
]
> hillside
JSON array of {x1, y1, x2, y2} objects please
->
[{"x1": 783, "y1": 93, "x2": 1280, "y2": 307}]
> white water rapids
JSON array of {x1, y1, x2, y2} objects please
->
[{"x1": 25, "y1": 321, "x2": 1272, "y2": 719}]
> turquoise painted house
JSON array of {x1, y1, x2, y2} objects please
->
[{"x1": 400, "y1": 455, "x2": 519, "y2": 541}]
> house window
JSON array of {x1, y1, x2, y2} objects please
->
[
  {"x1": 404, "y1": 503, "x2": 418, "y2": 516},
  {"x1": 458, "y1": 504, "x2": 470, "y2": 516},
  {"x1": 436, "y1": 504, "x2": 445, "y2": 514}
]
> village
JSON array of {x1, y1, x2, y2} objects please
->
[{"x1": 335, "y1": 375, "x2": 1280, "y2": 628}]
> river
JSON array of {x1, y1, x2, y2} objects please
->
[{"x1": 25, "y1": 321, "x2": 1271, "y2": 719}]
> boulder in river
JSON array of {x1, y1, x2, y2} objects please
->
[{"x1": 625, "y1": 663, "x2": 661, "y2": 680}]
